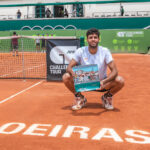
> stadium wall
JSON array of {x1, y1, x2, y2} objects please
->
[
  {"x1": 0, "y1": 17, "x2": 150, "y2": 31},
  {"x1": 0, "y1": 29, "x2": 149, "y2": 54}
]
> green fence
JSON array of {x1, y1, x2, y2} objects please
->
[{"x1": 0, "y1": 29, "x2": 149, "y2": 53}]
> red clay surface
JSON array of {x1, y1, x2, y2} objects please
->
[{"x1": 0, "y1": 54, "x2": 150, "y2": 150}]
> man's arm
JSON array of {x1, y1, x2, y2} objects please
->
[
  {"x1": 66, "y1": 59, "x2": 78, "y2": 76},
  {"x1": 102, "y1": 61, "x2": 118, "y2": 85}
]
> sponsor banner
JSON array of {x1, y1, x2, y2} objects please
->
[
  {"x1": 100, "y1": 30, "x2": 149, "y2": 53},
  {"x1": 46, "y1": 39, "x2": 80, "y2": 81}
]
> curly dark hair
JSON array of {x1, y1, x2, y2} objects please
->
[{"x1": 86, "y1": 28, "x2": 100, "y2": 38}]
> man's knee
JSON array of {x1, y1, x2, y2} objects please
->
[
  {"x1": 62, "y1": 73, "x2": 71, "y2": 83},
  {"x1": 115, "y1": 76, "x2": 125, "y2": 87}
]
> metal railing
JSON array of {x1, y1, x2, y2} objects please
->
[
  {"x1": 0, "y1": 11, "x2": 150, "y2": 20},
  {"x1": 0, "y1": 15, "x2": 17, "y2": 20},
  {"x1": 92, "y1": 11, "x2": 150, "y2": 18},
  {"x1": 0, "y1": 12, "x2": 77, "y2": 20}
]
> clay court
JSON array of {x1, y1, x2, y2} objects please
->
[{"x1": 0, "y1": 54, "x2": 150, "y2": 150}]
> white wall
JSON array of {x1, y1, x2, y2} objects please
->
[
  {"x1": 123, "y1": 2, "x2": 150, "y2": 12},
  {"x1": 0, "y1": 6, "x2": 35, "y2": 19},
  {"x1": 85, "y1": 2, "x2": 150, "y2": 17},
  {"x1": 84, "y1": 3, "x2": 121, "y2": 17}
]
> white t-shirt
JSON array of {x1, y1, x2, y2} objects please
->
[
  {"x1": 36, "y1": 38, "x2": 40, "y2": 44},
  {"x1": 72, "y1": 46, "x2": 113, "y2": 81}
]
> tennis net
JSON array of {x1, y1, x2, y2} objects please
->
[{"x1": 0, "y1": 35, "x2": 47, "y2": 79}]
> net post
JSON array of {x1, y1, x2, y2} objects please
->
[{"x1": 21, "y1": 37, "x2": 25, "y2": 80}]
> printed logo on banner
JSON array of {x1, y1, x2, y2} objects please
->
[
  {"x1": 46, "y1": 39, "x2": 80, "y2": 81},
  {"x1": 50, "y1": 46, "x2": 77, "y2": 64},
  {"x1": 117, "y1": 31, "x2": 144, "y2": 37}
]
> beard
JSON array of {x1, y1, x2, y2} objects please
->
[{"x1": 89, "y1": 43, "x2": 98, "y2": 49}]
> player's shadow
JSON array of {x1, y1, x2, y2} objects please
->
[{"x1": 62, "y1": 102, "x2": 120, "y2": 116}]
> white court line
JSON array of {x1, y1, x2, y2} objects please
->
[
  {"x1": 0, "y1": 80, "x2": 43, "y2": 104},
  {"x1": 0, "y1": 64, "x2": 45, "y2": 77}
]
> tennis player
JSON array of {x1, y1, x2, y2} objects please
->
[
  {"x1": 35, "y1": 34, "x2": 41, "y2": 52},
  {"x1": 62, "y1": 28, "x2": 124, "y2": 111},
  {"x1": 12, "y1": 32, "x2": 19, "y2": 56}
]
